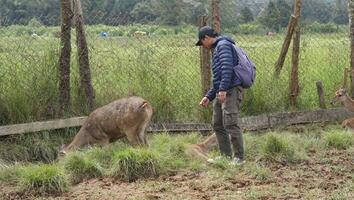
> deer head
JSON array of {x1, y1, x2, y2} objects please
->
[
  {"x1": 57, "y1": 144, "x2": 67, "y2": 159},
  {"x1": 331, "y1": 88, "x2": 348, "y2": 105}
]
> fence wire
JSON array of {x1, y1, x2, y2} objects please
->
[{"x1": 0, "y1": 0, "x2": 350, "y2": 126}]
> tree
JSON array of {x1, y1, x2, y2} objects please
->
[
  {"x1": 259, "y1": 1, "x2": 281, "y2": 31},
  {"x1": 151, "y1": 0, "x2": 187, "y2": 25},
  {"x1": 107, "y1": 0, "x2": 141, "y2": 25},
  {"x1": 275, "y1": 0, "x2": 291, "y2": 27},
  {"x1": 220, "y1": 0, "x2": 239, "y2": 28},
  {"x1": 183, "y1": 0, "x2": 209, "y2": 25},
  {"x1": 258, "y1": 0, "x2": 293, "y2": 31},
  {"x1": 130, "y1": 0, "x2": 157, "y2": 24},
  {"x1": 302, "y1": 0, "x2": 332, "y2": 24},
  {"x1": 240, "y1": 6, "x2": 254, "y2": 23},
  {"x1": 333, "y1": 0, "x2": 348, "y2": 25}
]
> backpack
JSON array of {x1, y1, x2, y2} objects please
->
[{"x1": 231, "y1": 44, "x2": 256, "y2": 88}]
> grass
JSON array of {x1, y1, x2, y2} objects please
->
[
  {"x1": 0, "y1": 127, "x2": 353, "y2": 198},
  {"x1": 62, "y1": 152, "x2": 104, "y2": 184},
  {"x1": 245, "y1": 163, "x2": 273, "y2": 181},
  {"x1": 18, "y1": 164, "x2": 69, "y2": 194},
  {"x1": 148, "y1": 133, "x2": 204, "y2": 171},
  {"x1": 0, "y1": 161, "x2": 21, "y2": 182},
  {"x1": 0, "y1": 128, "x2": 77, "y2": 163},
  {"x1": 261, "y1": 133, "x2": 296, "y2": 162},
  {"x1": 0, "y1": 25, "x2": 349, "y2": 125},
  {"x1": 241, "y1": 132, "x2": 310, "y2": 163},
  {"x1": 323, "y1": 130, "x2": 354, "y2": 150},
  {"x1": 110, "y1": 147, "x2": 159, "y2": 182}
]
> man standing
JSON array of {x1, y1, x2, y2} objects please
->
[{"x1": 197, "y1": 26, "x2": 245, "y2": 165}]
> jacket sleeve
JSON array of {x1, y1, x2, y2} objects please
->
[
  {"x1": 217, "y1": 44, "x2": 234, "y2": 91},
  {"x1": 205, "y1": 87, "x2": 217, "y2": 101}
]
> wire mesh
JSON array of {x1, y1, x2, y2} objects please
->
[{"x1": 0, "y1": 0, "x2": 350, "y2": 126}]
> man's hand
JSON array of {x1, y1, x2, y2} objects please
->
[
  {"x1": 217, "y1": 91, "x2": 226, "y2": 103},
  {"x1": 199, "y1": 97, "x2": 210, "y2": 107}
]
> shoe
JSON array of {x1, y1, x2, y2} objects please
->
[
  {"x1": 230, "y1": 157, "x2": 245, "y2": 166},
  {"x1": 207, "y1": 156, "x2": 223, "y2": 164}
]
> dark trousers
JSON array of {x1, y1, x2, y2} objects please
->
[{"x1": 212, "y1": 86, "x2": 244, "y2": 159}]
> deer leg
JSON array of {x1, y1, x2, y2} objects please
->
[
  {"x1": 96, "y1": 137, "x2": 110, "y2": 147},
  {"x1": 186, "y1": 145, "x2": 209, "y2": 161},
  {"x1": 125, "y1": 128, "x2": 142, "y2": 146},
  {"x1": 137, "y1": 120, "x2": 149, "y2": 146}
]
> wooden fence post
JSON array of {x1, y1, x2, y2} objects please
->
[
  {"x1": 199, "y1": 15, "x2": 212, "y2": 122},
  {"x1": 274, "y1": 15, "x2": 297, "y2": 78},
  {"x1": 212, "y1": 0, "x2": 221, "y2": 33},
  {"x1": 316, "y1": 81, "x2": 326, "y2": 109},
  {"x1": 73, "y1": 0, "x2": 95, "y2": 112},
  {"x1": 343, "y1": 67, "x2": 349, "y2": 89},
  {"x1": 199, "y1": 15, "x2": 211, "y2": 97},
  {"x1": 289, "y1": 0, "x2": 303, "y2": 108},
  {"x1": 348, "y1": 0, "x2": 354, "y2": 97},
  {"x1": 58, "y1": 0, "x2": 73, "y2": 117}
]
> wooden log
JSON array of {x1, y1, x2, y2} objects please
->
[
  {"x1": 0, "y1": 117, "x2": 87, "y2": 136},
  {"x1": 268, "y1": 108, "x2": 354, "y2": 127},
  {"x1": 1, "y1": 108, "x2": 354, "y2": 136}
]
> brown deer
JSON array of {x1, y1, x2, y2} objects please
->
[
  {"x1": 331, "y1": 88, "x2": 354, "y2": 112},
  {"x1": 341, "y1": 118, "x2": 354, "y2": 132},
  {"x1": 331, "y1": 88, "x2": 354, "y2": 132},
  {"x1": 185, "y1": 133, "x2": 218, "y2": 161},
  {"x1": 59, "y1": 96, "x2": 153, "y2": 156}
]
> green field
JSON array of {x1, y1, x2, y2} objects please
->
[{"x1": 0, "y1": 25, "x2": 349, "y2": 125}]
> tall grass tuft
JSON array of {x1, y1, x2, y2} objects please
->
[
  {"x1": 0, "y1": 161, "x2": 21, "y2": 182},
  {"x1": 84, "y1": 146, "x2": 115, "y2": 169},
  {"x1": 149, "y1": 133, "x2": 203, "y2": 171},
  {"x1": 0, "y1": 128, "x2": 77, "y2": 163},
  {"x1": 245, "y1": 163, "x2": 272, "y2": 181},
  {"x1": 63, "y1": 151, "x2": 104, "y2": 184},
  {"x1": 18, "y1": 164, "x2": 69, "y2": 195},
  {"x1": 261, "y1": 133, "x2": 296, "y2": 163},
  {"x1": 322, "y1": 131, "x2": 354, "y2": 150},
  {"x1": 110, "y1": 147, "x2": 159, "y2": 182}
]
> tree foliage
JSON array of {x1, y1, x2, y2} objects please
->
[
  {"x1": 0, "y1": 0, "x2": 348, "y2": 27},
  {"x1": 240, "y1": 6, "x2": 254, "y2": 24},
  {"x1": 259, "y1": 0, "x2": 293, "y2": 31}
]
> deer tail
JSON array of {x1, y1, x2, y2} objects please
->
[
  {"x1": 140, "y1": 101, "x2": 149, "y2": 109},
  {"x1": 139, "y1": 100, "x2": 153, "y2": 114}
]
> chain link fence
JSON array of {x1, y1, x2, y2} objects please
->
[
  {"x1": 0, "y1": 0, "x2": 350, "y2": 126},
  {"x1": 220, "y1": 0, "x2": 349, "y2": 114}
]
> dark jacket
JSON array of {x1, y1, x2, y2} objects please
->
[{"x1": 206, "y1": 36, "x2": 241, "y2": 101}]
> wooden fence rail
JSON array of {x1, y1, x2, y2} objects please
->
[{"x1": 0, "y1": 108, "x2": 353, "y2": 137}]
